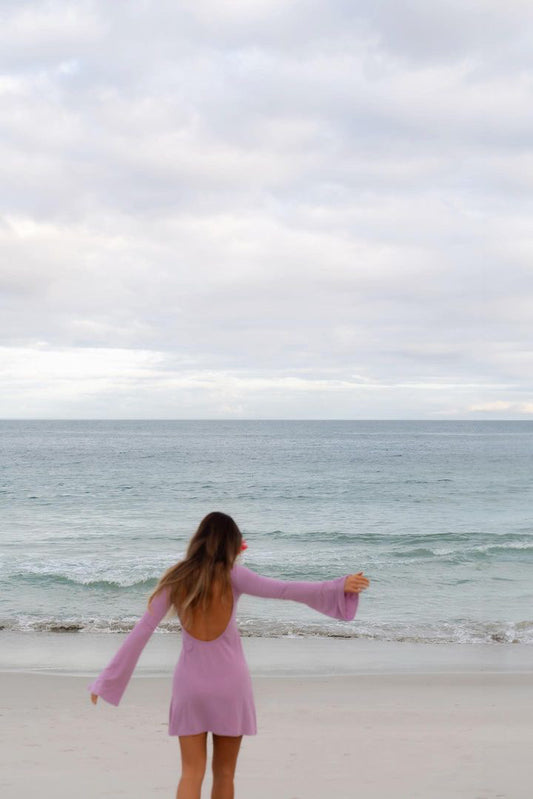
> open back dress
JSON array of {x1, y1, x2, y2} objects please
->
[{"x1": 87, "y1": 562, "x2": 360, "y2": 736}]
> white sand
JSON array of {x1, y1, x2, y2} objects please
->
[{"x1": 0, "y1": 671, "x2": 531, "y2": 799}]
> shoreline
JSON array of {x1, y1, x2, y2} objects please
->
[
  {"x1": 1, "y1": 630, "x2": 532, "y2": 677},
  {"x1": 1, "y1": 670, "x2": 531, "y2": 798}
]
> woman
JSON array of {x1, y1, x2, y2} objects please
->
[{"x1": 88, "y1": 511, "x2": 370, "y2": 799}]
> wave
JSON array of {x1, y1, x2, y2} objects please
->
[
  {"x1": 5, "y1": 528, "x2": 533, "y2": 552},
  {"x1": 392, "y1": 541, "x2": 533, "y2": 561},
  {"x1": 266, "y1": 529, "x2": 533, "y2": 547},
  {"x1": 4, "y1": 540, "x2": 532, "y2": 587},
  {"x1": 1, "y1": 616, "x2": 532, "y2": 644},
  {"x1": 5, "y1": 572, "x2": 160, "y2": 590}
]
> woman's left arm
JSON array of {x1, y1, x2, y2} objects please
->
[
  {"x1": 87, "y1": 586, "x2": 171, "y2": 706},
  {"x1": 231, "y1": 564, "x2": 361, "y2": 621}
]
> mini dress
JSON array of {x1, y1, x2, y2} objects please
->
[{"x1": 87, "y1": 562, "x2": 359, "y2": 736}]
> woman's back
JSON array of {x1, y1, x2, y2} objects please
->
[{"x1": 177, "y1": 577, "x2": 234, "y2": 642}]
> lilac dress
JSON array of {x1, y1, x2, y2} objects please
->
[{"x1": 87, "y1": 562, "x2": 359, "y2": 736}]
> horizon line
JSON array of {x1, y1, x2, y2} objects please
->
[{"x1": 1, "y1": 418, "x2": 532, "y2": 423}]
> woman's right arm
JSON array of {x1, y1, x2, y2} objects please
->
[
  {"x1": 231, "y1": 563, "x2": 368, "y2": 621},
  {"x1": 87, "y1": 585, "x2": 171, "y2": 706}
]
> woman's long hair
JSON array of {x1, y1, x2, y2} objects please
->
[{"x1": 147, "y1": 511, "x2": 243, "y2": 630}]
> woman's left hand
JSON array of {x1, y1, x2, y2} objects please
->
[{"x1": 344, "y1": 572, "x2": 370, "y2": 593}]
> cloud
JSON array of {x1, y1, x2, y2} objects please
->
[
  {"x1": 0, "y1": 1, "x2": 532, "y2": 417},
  {"x1": 468, "y1": 401, "x2": 533, "y2": 415}
]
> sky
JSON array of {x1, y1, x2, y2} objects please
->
[{"x1": 1, "y1": 0, "x2": 532, "y2": 419}]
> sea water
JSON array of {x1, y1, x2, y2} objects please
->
[{"x1": 1, "y1": 420, "x2": 532, "y2": 656}]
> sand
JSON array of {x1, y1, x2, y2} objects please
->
[{"x1": 0, "y1": 670, "x2": 531, "y2": 799}]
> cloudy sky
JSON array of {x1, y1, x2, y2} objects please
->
[{"x1": 1, "y1": 0, "x2": 532, "y2": 419}]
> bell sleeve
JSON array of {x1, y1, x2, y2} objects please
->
[
  {"x1": 87, "y1": 585, "x2": 171, "y2": 706},
  {"x1": 231, "y1": 563, "x2": 359, "y2": 621}
]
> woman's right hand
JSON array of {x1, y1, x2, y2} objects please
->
[{"x1": 344, "y1": 572, "x2": 370, "y2": 593}]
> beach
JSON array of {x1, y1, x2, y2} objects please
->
[
  {"x1": 0, "y1": 669, "x2": 531, "y2": 799},
  {"x1": 1, "y1": 636, "x2": 532, "y2": 799}
]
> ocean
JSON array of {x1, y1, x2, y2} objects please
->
[{"x1": 1, "y1": 420, "x2": 532, "y2": 656}]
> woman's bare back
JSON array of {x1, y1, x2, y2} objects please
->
[{"x1": 178, "y1": 579, "x2": 234, "y2": 641}]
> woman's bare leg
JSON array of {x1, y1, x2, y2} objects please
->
[
  {"x1": 177, "y1": 732, "x2": 207, "y2": 799},
  {"x1": 211, "y1": 733, "x2": 242, "y2": 799}
]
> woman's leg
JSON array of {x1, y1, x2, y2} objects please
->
[
  {"x1": 177, "y1": 732, "x2": 207, "y2": 799},
  {"x1": 211, "y1": 733, "x2": 243, "y2": 799}
]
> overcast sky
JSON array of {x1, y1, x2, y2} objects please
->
[{"x1": 1, "y1": 0, "x2": 532, "y2": 419}]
